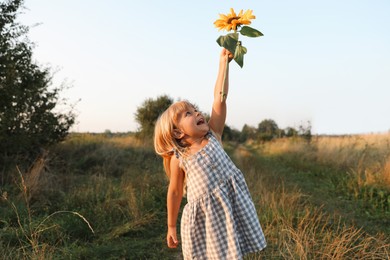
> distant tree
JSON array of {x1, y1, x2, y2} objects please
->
[
  {"x1": 134, "y1": 95, "x2": 173, "y2": 139},
  {"x1": 104, "y1": 129, "x2": 113, "y2": 137},
  {"x1": 0, "y1": 0, "x2": 76, "y2": 163},
  {"x1": 257, "y1": 119, "x2": 279, "y2": 141},
  {"x1": 222, "y1": 124, "x2": 241, "y2": 142},
  {"x1": 277, "y1": 128, "x2": 286, "y2": 138},
  {"x1": 240, "y1": 124, "x2": 257, "y2": 142},
  {"x1": 298, "y1": 120, "x2": 312, "y2": 141},
  {"x1": 285, "y1": 127, "x2": 298, "y2": 137}
]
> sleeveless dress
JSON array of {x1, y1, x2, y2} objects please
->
[{"x1": 179, "y1": 132, "x2": 266, "y2": 259}]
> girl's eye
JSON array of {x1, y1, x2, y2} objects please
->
[{"x1": 185, "y1": 111, "x2": 191, "y2": 116}]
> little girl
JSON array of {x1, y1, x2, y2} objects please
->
[{"x1": 154, "y1": 48, "x2": 266, "y2": 259}]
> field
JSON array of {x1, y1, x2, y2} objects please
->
[{"x1": 1, "y1": 133, "x2": 389, "y2": 259}]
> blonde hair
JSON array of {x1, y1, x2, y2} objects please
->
[{"x1": 154, "y1": 100, "x2": 194, "y2": 178}]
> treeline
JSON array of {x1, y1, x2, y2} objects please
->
[
  {"x1": 134, "y1": 95, "x2": 312, "y2": 143},
  {"x1": 223, "y1": 119, "x2": 312, "y2": 143}
]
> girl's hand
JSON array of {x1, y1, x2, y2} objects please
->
[
  {"x1": 167, "y1": 226, "x2": 179, "y2": 248},
  {"x1": 221, "y1": 48, "x2": 234, "y2": 63}
]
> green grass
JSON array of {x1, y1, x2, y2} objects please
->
[{"x1": 0, "y1": 133, "x2": 389, "y2": 259}]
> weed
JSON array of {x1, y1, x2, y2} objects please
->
[{"x1": 1, "y1": 159, "x2": 94, "y2": 259}]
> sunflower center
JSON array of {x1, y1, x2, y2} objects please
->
[{"x1": 227, "y1": 16, "x2": 241, "y2": 24}]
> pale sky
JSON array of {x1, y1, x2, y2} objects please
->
[{"x1": 19, "y1": 0, "x2": 390, "y2": 134}]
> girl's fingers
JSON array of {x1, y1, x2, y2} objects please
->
[{"x1": 167, "y1": 235, "x2": 179, "y2": 248}]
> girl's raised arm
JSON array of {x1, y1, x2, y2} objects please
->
[{"x1": 208, "y1": 48, "x2": 233, "y2": 140}]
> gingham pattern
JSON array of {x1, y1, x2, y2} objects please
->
[{"x1": 180, "y1": 132, "x2": 266, "y2": 259}]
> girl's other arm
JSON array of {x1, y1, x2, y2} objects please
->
[
  {"x1": 166, "y1": 156, "x2": 184, "y2": 248},
  {"x1": 209, "y1": 48, "x2": 233, "y2": 140}
]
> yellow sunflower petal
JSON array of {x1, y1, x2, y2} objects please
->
[
  {"x1": 229, "y1": 8, "x2": 236, "y2": 17},
  {"x1": 243, "y1": 9, "x2": 256, "y2": 20},
  {"x1": 231, "y1": 20, "x2": 239, "y2": 31},
  {"x1": 241, "y1": 20, "x2": 251, "y2": 25},
  {"x1": 219, "y1": 14, "x2": 228, "y2": 20},
  {"x1": 226, "y1": 24, "x2": 233, "y2": 31},
  {"x1": 214, "y1": 8, "x2": 256, "y2": 32}
]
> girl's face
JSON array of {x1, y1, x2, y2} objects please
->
[{"x1": 176, "y1": 106, "x2": 209, "y2": 138}]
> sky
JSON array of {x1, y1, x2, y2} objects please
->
[{"x1": 18, "y1": 0, "x2": 390, "y2": 135}]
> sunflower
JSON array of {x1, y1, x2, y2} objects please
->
[{"x1": 214, "y1": 8, "x2": 256, "y2": 32}]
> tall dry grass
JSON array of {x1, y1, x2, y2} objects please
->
[
  {"x1": 315, "y1": 134, "x2": 390, "y2": 188},
  {"x1": 260, "y1": 133, "x2": 390, "y2": 194},
  {"x1": 233, "y1": 144, "x2": 390, "y2": 259}
]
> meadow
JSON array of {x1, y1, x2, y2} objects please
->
[{"x1": 0, "y1": 132, "x2": 389, "y2": 259}]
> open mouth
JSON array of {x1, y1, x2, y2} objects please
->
[{"x1": 197, "y1": 118, "x2": 205, "y2": 125}]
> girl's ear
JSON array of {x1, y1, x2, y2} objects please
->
[{"x1": 173, "y1": 129, "x2": 184, "y2": 139}]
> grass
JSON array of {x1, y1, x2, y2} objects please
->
[
  {"x1": 0, "y1": 133, "x2": 389, "y2": 259},
  {"x1": 232, "y1": 142, "x2": 389, "y2": 259},
  {"x1": 254, "y1": 134, "x2": 390, "y2": 236},
  {"x1": 1, "y1": 133, "x2": 171, "y2": 259},
  {"x1": 1, "y1": 165, "x2": 94, "y2": 259}
]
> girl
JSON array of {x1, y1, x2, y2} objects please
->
[{"x1": 154, "y1": 48, "x2": 266, "y2": 259}]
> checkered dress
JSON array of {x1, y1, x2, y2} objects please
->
[{"x1": 179, "y1": 132, "x2": 266, "y2": 259}]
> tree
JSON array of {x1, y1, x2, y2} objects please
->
[
  {"x1": 285, "y1": 127, "x2": 298, "y2": 137},
  {"x1": 298, "y1": 120, "x2": 312, "y2": 141},
  {"x1": 240, "y1": 124, "x2": 257, "y2": 142},
  {"x1": 0, "y1": 0, "x2": 76, "y2": 161},
  {"x1": 134, "y1": 95, "x2": 173, "y2": 139},
  {"x1": 222, "y1": 124, "x2": 241, "y2": 142},
  {"x1": 257, "y1": 119, "x2": 279, "y2": 141}
]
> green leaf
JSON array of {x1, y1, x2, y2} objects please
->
[
  {"x1": 240, "y1": 26, "x2": 263, "y2": 38},
  {"x1": 216, "y1": 33, "x2": 239, "y2": 54},
  {"x1": 234, "y1": 43, "x2": 247, "y2": 68}
]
